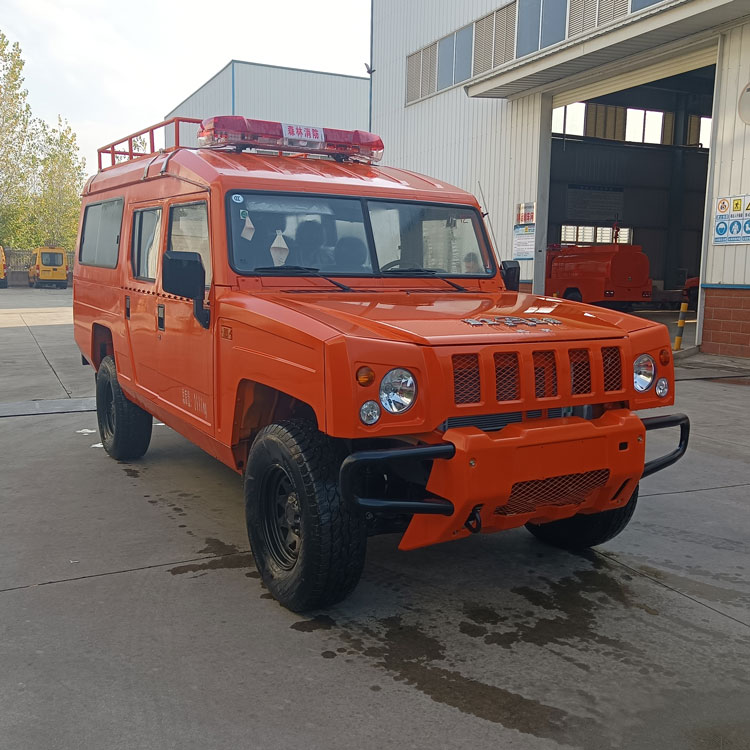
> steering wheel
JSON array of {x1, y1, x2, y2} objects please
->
[{"x1": 379, "y1": 259, "x2": 410, "y2": 272}]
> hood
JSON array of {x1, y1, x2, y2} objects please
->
[{"x1": 264, "y1": 291, "x2": 652, "y2": 345}]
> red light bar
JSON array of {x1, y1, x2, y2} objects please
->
[{"x1": 198, "y1": 116, "x2": 384, "y2": 163}]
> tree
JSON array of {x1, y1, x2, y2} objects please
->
[
  {"x1": 28, "y1": 117, "x2": 86, "y2": 250},
  {"x1": 0, "y1": 29, "x2": 36, "y2": 247}
]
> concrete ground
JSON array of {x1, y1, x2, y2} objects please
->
[{"x1": 1, "y1": 287, "x2": 749, "y2": 750}]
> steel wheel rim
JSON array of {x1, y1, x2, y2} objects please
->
[{"x1": 260, "y1": 464, "x2": 301, "y2": 570}]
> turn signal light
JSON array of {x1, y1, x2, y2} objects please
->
[
  {"x1": 356, "y1": 366, "x2": 375, "y2": 387},
  {"x1": 659, "y1": 349, "x2": 671, "y2": 366}
]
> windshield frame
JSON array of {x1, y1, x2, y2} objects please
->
[{"x1": 224, "y1": 190, "x2": 498, "y2": 280}]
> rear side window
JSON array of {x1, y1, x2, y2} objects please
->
[
  {"x1": 80, "y1": 198, "x2": 124, "y2": 268},
  {"x1": 131, "y1": 208, "x2": 162, "y2": 280},
  {"x1": 168, "y1": 202, "x2": 211, "y2": 287},
  {"x1": 41, "y1": 252, "x2": 64, "y2": 266}
]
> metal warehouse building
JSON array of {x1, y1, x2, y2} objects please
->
[
  {"x1": 166, "y1": 59, "x2": 370, "y2": 141},
  {"x1": 371, "y1": 0, "x2": 750, "y2": 357}
]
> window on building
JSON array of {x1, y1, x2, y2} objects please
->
[
  {"x1": 79, "y1": 198, "x2": 124, "y2": 268},
  {"x1": 568, "y1": 0, "x2": 628, "y2": 36},
  {"x1": 561, "y1": 225, "x2": 633, "y2": 244},
  {"x1": 473, "y1": 3, "x2": 517, "y2": 76},
  {"x1": 687, "y1": 115, "x2": 712, "y2": 147},
  {"x1": 625, "y1": 108, "x2": 664, "y2": 144},
  {"x1": 551, "y1": 102, "x2": 586, "y2": 136},
  {"x1": 405, "y1": 42, "x2": 438, "y2": 103},
  {"x1": 517, "y1": 0, "x2": 567, "y2": 57},
  {"x1": 631, "y1": 0, "x2": 663, "y2": 10},
  {"x1": 437, "y1": 25, "x2": 473, "y2": 91},
  {"x1": 131, "y1": 208, "x2": 162, "y2": 281}
]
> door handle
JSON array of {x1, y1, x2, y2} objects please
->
[
  {"x1": 157, "y1": 304, "x2": 165, "y2": 331},
  {"x1": 125, "y1": 295, "x2": 130, "y2": 319}
]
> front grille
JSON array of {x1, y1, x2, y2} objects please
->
[
  {"x1": 450, "y1": 344, "x2": 624, "y2": 406},
  {"x1": 494, "y1": 352, "x2": 520, "y2": 401},
  {"x1": 569, "y1": 349, "x2": 592, "y2": 394},
  {"x1": 452, "y1": 353, "x2": 481, "y2": 404},
  {"x1": 602, "y1": 347, "x2": 623, "y2": 391},
  {"x1": 494, "y1": 469, "x2": 610, "y2": 516},
  {"x1": 441, "y1": 408, "x2": 564, "y2": 432},
  {"x1": 533, "y1": 351, "x2": 558, "y2": 398}
]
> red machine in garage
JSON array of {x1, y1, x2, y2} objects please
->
[{"x1": 545, "y1": 242, "x2": 653, "y2": 310}]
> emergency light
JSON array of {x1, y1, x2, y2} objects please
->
[{"x1": 197, "y1": 116, "x2": 384, "y2": 163}]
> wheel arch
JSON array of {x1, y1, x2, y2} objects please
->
[
  {"x1": 230, "y1": 380, "x2": 321, "y2": 470},
  {"x1": 91, "y1": 323, "x2": 114, "y2": 370}
]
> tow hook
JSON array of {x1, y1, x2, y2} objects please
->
[{"x1": 464, "y1": 505, "x2": 483, "y2": 534}]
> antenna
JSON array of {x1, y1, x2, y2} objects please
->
[{"x1": 477, "y1": 181, "x2": 501, "y2": 259}]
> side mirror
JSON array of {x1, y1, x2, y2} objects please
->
[
  {"x1": 162, "y1": 250, "x2": 210, "y2": 329},
  {"x1": 501, "y1": 260, "x2": 520, "y2": 292},
  {"x1": 162, "y1": 250, "x2": 205, "y2": 299}
]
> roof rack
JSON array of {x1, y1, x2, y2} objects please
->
[{"x1": 97, "y1": 117, "x2": 202, "y2": 171}]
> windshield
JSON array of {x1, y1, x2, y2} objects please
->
[
  {"x1": 226, "y1": 192, "x2": 494, "y2": 277},
  {"x1": 41, "y1": 252, "x2": 64, "y2": 266}
]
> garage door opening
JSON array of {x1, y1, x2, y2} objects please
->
[{"x1": 547, "y1": 64, "x2": 716, "y2": 347}]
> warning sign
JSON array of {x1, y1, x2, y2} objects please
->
[{"x1": 714, "y1": 194, "x2": 750, "y2": 244}]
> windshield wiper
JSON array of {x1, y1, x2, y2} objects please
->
[
  {"x1": 381, "y1": 267, "x2": 468, "y2": 292},
  {"x1": 253, "y1": 266, "x2": 353, "y2": 292}
]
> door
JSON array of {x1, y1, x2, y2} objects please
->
[
  {"x1": 157, "y1": 199, "x2": 214, "y2": 433},
  {"x1": 124, "y1": 205, "x2": 163, "y2": 394}
]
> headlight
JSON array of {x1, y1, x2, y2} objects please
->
[
  {"x1": 360, "y1": 400, "x2": 381, "y2": 425},
  {"x1": 379, "y1": 368, "x2": 417, "y2": 413},
  {"x1": 633, "y1": 354, "x2": 656, "y2": 392}
]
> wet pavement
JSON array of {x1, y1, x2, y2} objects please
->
[{"x1": 1, "y1": 287, "x2": 749, "y2": 750}]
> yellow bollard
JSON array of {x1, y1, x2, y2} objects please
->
[{"x1": 673, "y1": 301, "x2": 688, "y2": 351}]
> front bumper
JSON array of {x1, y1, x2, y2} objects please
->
[{"x1": 339, "y1": 410, "x2": 690, "y2": 550}]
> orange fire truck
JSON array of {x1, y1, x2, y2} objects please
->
[
  {"x1": 73, "y1": 116, "x2": 688, "y2": 611},
  {"x1": 545, "y1": 242, "x2": 653, "y2": 310}
]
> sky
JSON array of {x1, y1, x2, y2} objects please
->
[{"x1": 1, "y1": 0, "x2": 371, "y2": 173}]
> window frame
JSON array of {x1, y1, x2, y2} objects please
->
[
  {"x1": 224, "y1": 190, "x2": 498, "y2": 280},
  {"x1": 78, "y1": 197, "x2": 124, "y2": 269},
  {"x1": 130, "y1": 205, "x2": 163, "y2": 282},
  {"x1": 165, "y1": 199, "x2": 212, "y2": 289}
]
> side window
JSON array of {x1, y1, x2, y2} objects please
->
[
  {"x1": 167, "y1": 202, "x2": 211, "y2": 287},
  {"x1": 80, "y1": 198, "x2": 124, "y2": 268},
  {"x1": 131, "y1": 208, "x2": 162, "y2": 281}
]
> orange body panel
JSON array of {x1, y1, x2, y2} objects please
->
[
  {"x1": 545, "y1": 244, "x2": 652, "y2": 305},
  {"x1": 73, "y1": 143, "x2": 677, "y2": 550}
]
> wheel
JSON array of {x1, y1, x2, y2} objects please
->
[
  {"x1": 95, "y1": 355, "x2": 153, "y2": 460},
  {"x1": 525, "y1": 485, "x2": 638, "y2": 549},
  {"x1": 563, "y1": 289, "x2": 583, "y2": 303},
  {"x1": 244, "y1": 420, "x2": 367, "y2": 611}
]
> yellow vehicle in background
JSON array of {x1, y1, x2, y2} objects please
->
[
  {"x1": 28, "y1": 247, "x2": 68, "y2": 289},
  {"x1": 0, "y1": 247, "x2": 8, "y2": 288}
]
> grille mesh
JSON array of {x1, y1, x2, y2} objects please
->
[
  {"x1": 494, "y1": 469, "x2": 610, "y2": 516},
  {"x1": 533, "y1": 351, "x2": 558, "y2": 398},
  {"x1": 494, "y1": 352, "x2": 520, "y2": 401},
  {"x1": 602, "y1": 347, "x2": 623, "y2": 391},
  {"x1": 452, "y1": 354, "x2": 481, "y2": 404},
  {"x1": 569, "y1": 349, "x2": 592, "y2": 395}
]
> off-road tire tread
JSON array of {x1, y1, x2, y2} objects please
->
[
  {"x1": 96, "y1": 355, "x2": 152, "y2": 460},
  {"x1": 525, "y1": 486, "x2": 639, "y2": 549},
  {"x1": 245, "y1": 420, "x2": 366, "y2": 611}
]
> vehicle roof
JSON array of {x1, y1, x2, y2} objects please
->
[{"x1": 84, "y1": 148, "x2": 478, "y2": 205}]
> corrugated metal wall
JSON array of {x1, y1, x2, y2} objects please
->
[
  {"x1": 166, "y1": 62, "x2": 369, "y2": 145},
  {"x1": 233, "y1": 64, "x2": 369, "y2": 130},
  {"x1": 372, "y1": 0, "x2": 543, "y2": 281},
  {"x1": 704, "y1": 21, "x2": 750, "y2": 285}
]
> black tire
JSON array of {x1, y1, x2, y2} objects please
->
[
  {"x1": 95, "y1": 355, "x2": 152, "y2": 460},
  {"x1": 525, "y1": 485, "x2": 638, "y2": 549},
  {"x1": 244, "y1": 420, "x2": 366, "y2": 611},
  {"x1": 563, "y1": 289, "x2": 583, "y2": 303}
]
